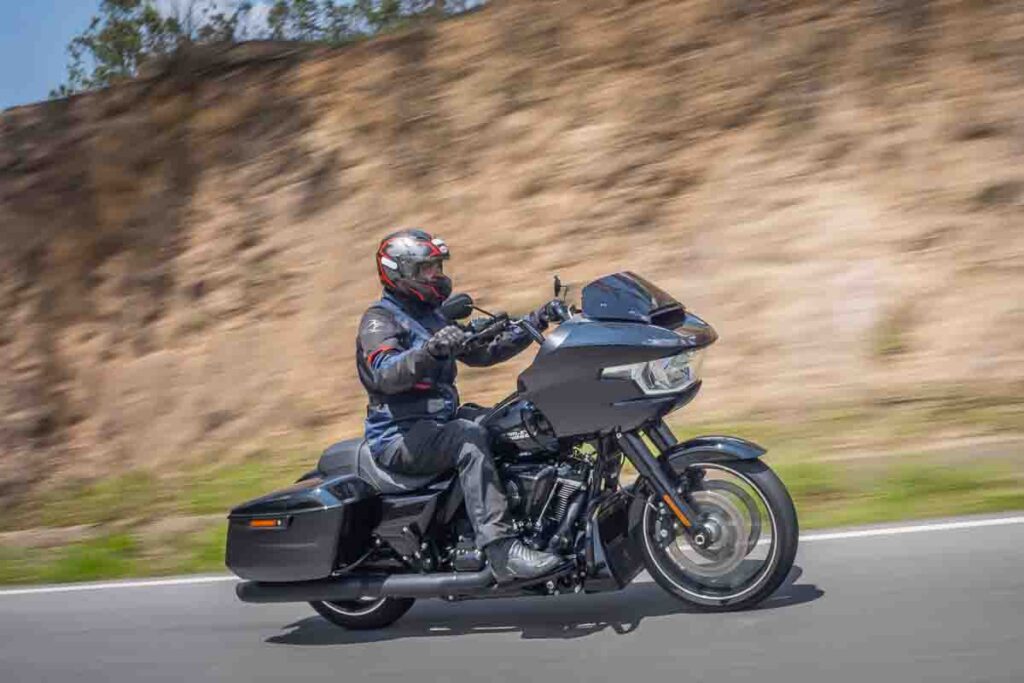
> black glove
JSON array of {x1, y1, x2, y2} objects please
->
[
  {"x1": 426, "y1": 325, "x2": 468, "y2": 358},
  {"x1": 529, "y1": 299, "x2": 567, "y2": 331}
]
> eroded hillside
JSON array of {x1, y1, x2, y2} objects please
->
[{"x1": 1, "y1": 0, "x2": 1023, "y2": 497}]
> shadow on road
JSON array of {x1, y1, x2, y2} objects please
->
[{"x1": 267, "y1": 565, "x2": 823, "y2": 645}]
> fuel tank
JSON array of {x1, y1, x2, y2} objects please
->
[{"x1": 484, "y1": 397, "x2": 558, "y2": 455}]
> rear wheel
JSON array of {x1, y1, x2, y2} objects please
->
[
  {"x1": 630, "y1": 458, "x2": 798, "y2": 611},
  {"x1": 309, "y1": 597, "x2": 415, "y2": 630}
]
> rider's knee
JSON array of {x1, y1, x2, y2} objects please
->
[{"x1": 449, "y1": 418, "x2": 489, "y2": 448}]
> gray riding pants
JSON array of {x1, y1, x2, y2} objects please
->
[{"x1": 377, "y1": 418, "x2": 513, "y2": 549}]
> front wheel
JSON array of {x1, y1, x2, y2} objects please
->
[
  {"x1": 629, "y1": 458, "x2": 798, "y2": 611},
  {"x1": 309, "y1": 597, "x2": 415, "y2": 630}
]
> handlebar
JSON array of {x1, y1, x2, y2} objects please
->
[
  {"x1": 460, "y1": 313, "x2": 511, "y2": 346},
  {"x1": 457, "y1": 300, "x2": 576, "y2": 352},
  {"x1": 550, "y1": 300, "x2": 572, "y2": 323}
]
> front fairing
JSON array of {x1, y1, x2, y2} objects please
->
[
  {"x1": 518, "y1": 318, "x2": 713, "y2": 437},
  {"x1": 514, "y1": 273, "x2": 717, "y2": 438}
]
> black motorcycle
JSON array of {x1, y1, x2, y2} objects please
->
[{"x1": 226, "y1": 272, "x2": 798, "y2": 629}]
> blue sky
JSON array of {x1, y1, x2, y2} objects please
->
[
  {"x1": 0, "y1": 0, "x2": 101, "y2": 109},
  {"x1": 0, "y1": 1, "x2": 273, "y2": 111}
]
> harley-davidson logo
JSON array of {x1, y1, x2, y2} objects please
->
[{"x1": 505, "y1": 429, "x2": 530, "y2": 441}]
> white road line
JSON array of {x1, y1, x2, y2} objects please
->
[
  {"x1": 2, "y1": 515, "x2": 1023, "y2": 597},
  {"x1": 800, "y1": 515, "x2": 1024, "y2": 542},
  {"x1": 0, "y1": 575, "x2": 236, "y2": 597}
]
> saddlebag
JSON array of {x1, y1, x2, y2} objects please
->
[{"x1": 225, "y1": 474, "x2": 378, "y2": 582}]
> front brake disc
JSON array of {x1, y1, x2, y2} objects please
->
[
  {"x1": 658, "y1": 489, "x2": 751, "y2": 580},
  {"x1": 702, "y1": 479, "x2": 763, "y2": 553}
]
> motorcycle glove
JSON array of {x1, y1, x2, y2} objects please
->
[{"x1": 426, "y1": 325, "x2": 468, "y2": 359}]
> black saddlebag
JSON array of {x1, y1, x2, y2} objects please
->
[{"x1": 226, "y1": 474, "x2": 378, "y2": 582}]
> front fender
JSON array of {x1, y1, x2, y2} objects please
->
[{"x1": 664, "y1": 435, "x2": 766, "y2": 469}]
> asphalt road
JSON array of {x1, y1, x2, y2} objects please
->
[{"x1": 2, "y1": 515, "x2": 1023, "y2": 683}]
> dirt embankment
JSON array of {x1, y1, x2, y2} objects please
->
[{"x1": 1, "y1": 0, "x2": 1022, "y2": 498}]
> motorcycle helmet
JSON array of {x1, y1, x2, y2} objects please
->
[{"x1": 376, "y1": 228, "x2": 452, "y2": 306}]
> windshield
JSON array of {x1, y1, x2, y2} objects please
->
[{"x1": 580, "y1": 272, "x2": 684, "y2": 324}]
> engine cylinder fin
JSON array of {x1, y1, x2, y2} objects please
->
[{"x1": 551, "y1": 478, "x2": 583, "y2": 521}]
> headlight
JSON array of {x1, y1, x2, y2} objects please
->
[{"x1": 601, "y1": 349, "x2": 705, "y2": 395}]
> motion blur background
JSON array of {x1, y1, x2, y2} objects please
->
[{"x1": 0, "y1": 0, "x2": 1022, "y2": 583}]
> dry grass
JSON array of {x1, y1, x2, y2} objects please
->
[{"x1": 0, "y1": 0, "x2": 1023, "y2": 506}]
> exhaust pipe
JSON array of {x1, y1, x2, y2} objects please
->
[{"x1": 236, "y1": 569, "x2": 496, "y2": 604}]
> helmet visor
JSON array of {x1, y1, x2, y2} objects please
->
[{"x1": 412, "y1": 258, "x2": 445, "y2": 281}]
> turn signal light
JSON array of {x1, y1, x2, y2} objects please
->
[{"x1": 249, "y1": 518, "x2": 284, "y2": 529}]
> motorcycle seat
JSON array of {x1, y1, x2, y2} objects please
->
[{"x1": 317, "y1": 438, "x2": 441, "y2": 495}]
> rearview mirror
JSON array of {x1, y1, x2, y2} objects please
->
[{"x1": 441, "y1": 293, "x2": 474, "y2": 322}]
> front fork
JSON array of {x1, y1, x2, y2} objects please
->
[{"x1": 615, "y1": 421, "x2": 708, "y2": 546}]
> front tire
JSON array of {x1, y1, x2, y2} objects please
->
[
  {"x1": 309, "y1": 597, "x2": 415, "y2": 630},
  {"x1": 630, "y1": 458, "x2": 798, "y2": 612}
]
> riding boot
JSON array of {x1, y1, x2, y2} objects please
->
[{"x1": 485, "y1": 538, "x2": 564, "y2": 584}]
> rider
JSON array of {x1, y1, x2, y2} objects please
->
[{"x1": 356, "y1": 229, "x2": 564, "y2": 582}]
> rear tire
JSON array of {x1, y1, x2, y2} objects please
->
[
  {"x1": 309, "y1": 597, "x2": 415, "y2": 630},
  {"x1": 630, "y1": 458, "x2": 798, "y2": 612}
]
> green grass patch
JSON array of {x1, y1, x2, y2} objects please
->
[
  {"x1": 41, "y1": 534, "x2": 139, "y2": 583},
  {"x1": 5, "y1": 447, "x2": 319, "y2": 532},
  {"x1": 170, "y1": 520, "x2": 229, "y2": 575},
  {"x1": 773, "y1": 461, "x2": 851, "y2": 502},
  {"x1": 675, "y1": 394, "x2": 1024, "y2": 451},
  {"x1": 137, "y1": 518, "x2": 230, "y2": 577},
  {"x1": 183, "y1": 459, "x2": 290, "y2": 515},
  {"x1": 0, "y1": 546, "x2": 46, "y2": 584},
  {"x1": 0, "y1": 522, "x2": 231, "y2": 586},
  {"x1": 778, "y1": 459, "x2": 1024, "y2": 529},
  {"x1": 175, "y1": 447, "x2": 318, "y2": 517},
  {"x1": 18, "y1": 471, "x2": 167, "y2": 531},
  {"x1": 0, "y1": 533, "x2": 141, "y2": 585}
]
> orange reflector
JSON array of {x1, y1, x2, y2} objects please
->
[
  {"x1": 662, "y1": 495, "x2": 692, "y2": 528},
  {"x1": 249, "y1": 518, "x2": 283, "y2": 528}
]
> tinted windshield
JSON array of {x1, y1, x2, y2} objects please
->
[{"x1": 581, "y1": 272, "x2": 682, "y2": 323}]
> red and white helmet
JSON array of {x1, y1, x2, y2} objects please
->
[{"x1": 376, "y1": 229, "x2": 452, "y2": 306}]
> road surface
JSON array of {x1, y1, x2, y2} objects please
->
[{"x1": 2, "y1": 515, "x2": 1023, "y2": 682}]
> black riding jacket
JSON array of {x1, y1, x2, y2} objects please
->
[{"x1": 356, "y1": 291, "x2": 535, "y2": 456}]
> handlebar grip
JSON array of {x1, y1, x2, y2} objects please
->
[{"x1": 462, "y1": 314, "x2": 510, "y2": 345}]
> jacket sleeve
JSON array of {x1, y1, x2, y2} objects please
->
[
  {"x1": 358, "y1": 308, "x2": 439, "y2": 394},
  {"x1": 458, "y1": 320, "x2": 535, "y2": 368}
]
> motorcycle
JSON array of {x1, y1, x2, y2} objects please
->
[{"x1": 225, "y1": 272, "x2": 799, "y2": 629}]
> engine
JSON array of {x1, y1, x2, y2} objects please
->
[
  {"x1": 501, "y1": 460, "x2": 589, "y2": 553},
  {"x1": 436, "y1": 399, "x2": 589, "y2": 570}
]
